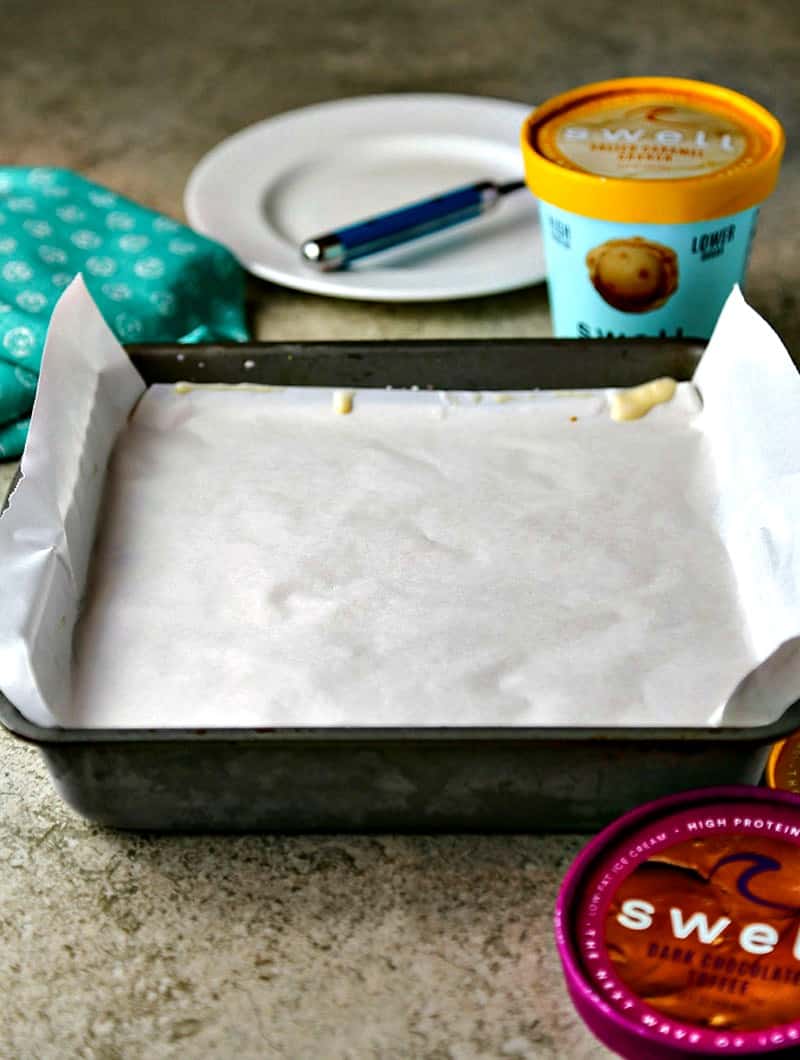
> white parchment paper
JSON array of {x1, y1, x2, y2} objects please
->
[
  {"x1": 0, "y1": 277, "x2": 144, "y2": 727},
  {"x1": 3, "y1": 278, "x2": 800, "y2": 729}
]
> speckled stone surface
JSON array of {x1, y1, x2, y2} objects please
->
[
  {"x1": 1, "y1": 1, "x2": 798, "y2": 1056},
  {"x1": 1, "y1": 746, "x2": 596, "y2": 1059}
]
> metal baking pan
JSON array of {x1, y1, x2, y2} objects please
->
[{"x1": 3, "y1": 336, "x2": 798, "y2": 833}]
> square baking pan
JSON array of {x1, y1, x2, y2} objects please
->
[{"x1": 3, "y1": 336, "x2": 798, "y2": 833}]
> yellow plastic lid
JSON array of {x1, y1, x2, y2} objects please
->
[{"x1": 521, "y1": 77, "x2": 785, "y2": 223}]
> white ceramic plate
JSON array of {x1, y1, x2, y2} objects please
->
[{"x1": 184, "y1": 94, "x2": 544, "y2": 302}]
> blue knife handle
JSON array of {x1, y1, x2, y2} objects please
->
[
  {"x1": 338, "y1": 181, "x2": 489, "y2": 253},
  {"x1": 302, "y1": 181, "x2": 494, "y2": 270}
]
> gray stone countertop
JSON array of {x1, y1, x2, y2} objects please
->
[{"x1": 1, "y1": 1, "x2": 798, "y2": 1056}]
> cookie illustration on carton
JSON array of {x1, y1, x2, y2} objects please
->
[{"x1": 586, "y1": 237, "x2": 679, "y2": 313}]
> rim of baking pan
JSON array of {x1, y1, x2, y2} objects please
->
[
  {"x1": 121, "y1": 337, "x2": 708, "y2": 391},
  {"x1": 2, "y1": 692, "x2": 800, "y2": 744}
]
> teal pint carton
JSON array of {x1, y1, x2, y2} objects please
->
[{"x1": 521, "y1": 78, "x2": 784, "y2": 338}]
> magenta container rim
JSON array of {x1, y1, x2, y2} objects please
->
[{"x1": 554, "y1": 785, "x2": 800, "y2": 1058}]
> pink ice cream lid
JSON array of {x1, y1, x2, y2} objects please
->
[{"x1": 555, "y1": 786, "x2": 800, "y2": 1057}]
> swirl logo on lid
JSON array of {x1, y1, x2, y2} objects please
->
[{"x1": 546, "y1": 98, "x2": 752, "y2": 180}]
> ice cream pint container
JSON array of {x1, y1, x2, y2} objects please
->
[
  {"x1": 521, "y1": 78, "x2": 784, "y2": 338},
  {"x1": 555, "y1": 786, "x2": 800, "y2": 1057},
  {"x1": 767, "y1": 734, "x2": 800, "y2": 795}
]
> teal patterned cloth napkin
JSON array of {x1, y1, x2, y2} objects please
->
[{"x1": 0, "y1": 167, "x2": 248, "y2": 459}]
